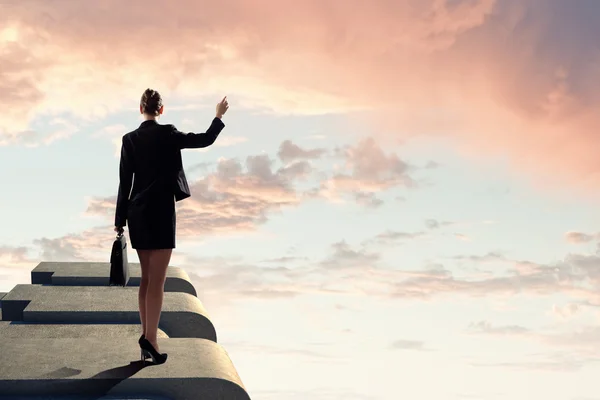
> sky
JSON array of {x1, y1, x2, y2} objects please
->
[{"x1": 1, "y1": 0, "x2": 600, "y2": 399}]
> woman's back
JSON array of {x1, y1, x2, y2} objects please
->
[
  {"x1": 114, "y1": 88, "x2": 229, "y2": 250},
  {"x1": 124, "y1": 120, "x2": 178, "y2": 205}
]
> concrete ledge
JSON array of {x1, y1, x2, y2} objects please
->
[
  {"x1": 0, "y1": 397, "x2": 173, "y2": 400},
  {"x1": 0, "y1": 322, "x2": 168, "y2": 339},
  {"x1": 0, "y1": 338, "x2": 250, "y2": 400},
  {"x1": 31, "y1": 262, "x2": 197, "y2": 297},
  {"x1": 1, "y1": 285, "x2": 216, "y2": 342}
]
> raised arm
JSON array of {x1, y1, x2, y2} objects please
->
[
  {"x1": 115, "y1": 135, "x2": 134, "y2": 228},
  {"x1": 170, "y1": 117, "x2": 226, "y2": 149}
]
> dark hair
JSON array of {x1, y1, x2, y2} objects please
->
[{"x1": 140, "y1": 88, "x2": 163, "y2": 116}]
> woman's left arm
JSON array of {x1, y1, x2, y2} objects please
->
[{"x1": 115, "y1": 135, "x2": 134, "y2": 229}]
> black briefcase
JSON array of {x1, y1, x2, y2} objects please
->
[{"x1": 109, "y1": 232, "x2": 130, "y2": 286}]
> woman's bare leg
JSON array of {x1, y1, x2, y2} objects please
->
[
  {"x1": 144, "y1": 248, "x2": 172, "y2": 352},
  {"x1": 136, "y1": 249, "x2": 151, "y2": 336}
]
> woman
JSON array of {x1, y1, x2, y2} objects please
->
[{"x1": 114, "y1": 88, "x2": 229, "y2": 364}]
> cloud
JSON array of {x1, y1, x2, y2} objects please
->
[
  {"x1": 85, "y1": 139, "x2": 421, "y2": 235},
  {"x1": 260, "y1": 256, "x2": 310, "y2": 264},
  {"x1": 389, "y1": 339, "x2": 430, "y2": 351},
  {"x1": 253, "y1": 389, "x2": 378, "y2": 400},
  {"x1": 461, "y1": 317, "x2": 600, "y2": 372},
  {"x1": 551, "y1": 303, "x2": 581, "y2": 320},
  {"x1": 469, "y1": 352, "x2": 596, "y2": 372},
  {"x1": 175, "y1": 238, "x2": 389, "y2": 308},
  {"x1": 178, "y1": 240, "x2": 600, "y2": 311},
  {"x1": 20, "y1": 217, "x2": 600, "y2": 314},
  {"x1": 318, "y1": 138, "x2": 417, "y2": 204},
  {"x1": 467, "y1": 320, "x2": 600, "y2": 353},
  {"x1": 425, "y1": 219, "x2": 454, "y2": 230},
  {"x1": 381, "y1": 251, "x2": 600, "y2": 304},
  {"x1": 454, "y1": 233, "x2": 471, "y2": 242},
  {"x1": 3, "y1": 0, "x2": 600, "y2": 192},
  {"x1": 0, "y1": 245, "x2": 36, "y2": 268},
  {"x1": 90, "y1": 123, "x2": 129, "y2": 157},
  {"x1": 463, "y1": 318, "x2": 600, "y2": 371},
  {"x1": 0, "y1": 117, "x2": 79, "y2": 147},
  {"x1": 85, "y1": 143, "x2": 324, "y2": 238},
  {"x1": 277, "y1": 140, "x2": 327, "y2": 164},
  {"x1": 14, "y1": 221, "x2": 600, "y2": 325},
  {"x1": 176, "y1": 154, "x2": 309, "y2": 237},
  {"x1": 466, "y1": 321, "x2": 529, "y2": 336},
  {"x1": 362, "y1": 230, "x2": 427, "y2": 247},
  {"x1": 0, "y1": 237, "x2": 108, "y2": 291},
  {"x1": 352, "y1": 192, "x2": 384, "y2": 208},
  {"x1": 565, "y1": 231, "x2": 600, "y2": 244},
  {"x1": 319, "y1": 241, "x2": 380, "y2": 269},
  {"x1": 223, "y1": 341, "x2": 345, "y2": 361},
  {"x1": 212, "y1": 136, "x2": 248, "y2": 147},
  {"x1": 452, "y1": 252, "x2": 506, "y2": 263},
  {"x1": 176, "y1": 236, "x2": 600, "y2": 312},
  {"x1": 32, "y1": 226, "x2": 113, "y2": 262}
]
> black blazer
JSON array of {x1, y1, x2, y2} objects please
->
[{"x1": 114, "y1": 117, "x2": 225, "y2": 227}]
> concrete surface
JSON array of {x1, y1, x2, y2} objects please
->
[
  {"x1": 0, "y1": 323, "x2": 168, "y2": 339},
  {"x1": 1, "y1": 285, "x2": 217, "y2": 342},
  {"x1": 0, "y1": 261, "x2": 250, "y2": 399},
  {"x1": 0, "y1": 337, "x2": 250, "y2": 400},
  {"x1": 0, "y1": 397, "x2": 173, "y2": 400},
  {"x1": 31, "y1": 262, "x2": 197, "y2": 297}
]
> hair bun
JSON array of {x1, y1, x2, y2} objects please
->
[{"x1": 140, "y1": 88, "x2": 163, "y2": 116}]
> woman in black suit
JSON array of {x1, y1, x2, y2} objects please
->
[{"x1": 114, "y1": 89, "x2": 229, "y2": 364}]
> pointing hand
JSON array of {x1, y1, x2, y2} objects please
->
[{"x1": 216, "y1": 96, "x2": 229, "y2": 118}]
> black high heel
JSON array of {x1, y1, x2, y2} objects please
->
[
  {"x1": 140, "y1": 348, "x2": 150, "y2": 364},
  {"x1": 139, "y1": 334, "x2": 146, "y2": 364},
  {"x1": 140, "y1": 338, "x2": 168, "y2": 365}
]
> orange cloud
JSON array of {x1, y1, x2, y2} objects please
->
[
  {"x1": 564, "y1": 231, "x2": 600, "y2": 244},
  {"x1": 84, "y1": 139, "x2": 416, "y2": 236},
  {"x1": 32, "y1": 226, "x2": 113, "y2": 261},
  {"x1": 85, "y1": 144, "x2": 319, "y2": 238},
  {"x1": 0, "y1": 245, "x2": 37, "y2": 268},
  {"x1": 2, "y1": 0, "x2": 600, "y2": 191}
]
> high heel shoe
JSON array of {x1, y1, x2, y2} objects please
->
[
  {"x1": 138, "y1": 334, "x2": 145, "y2": 348},
  {"x1": 140, "y1": 338, "x2": 168, "y2": 365},
  {"x1": 140, "y1": 348, "x2": 150, "y2": 364}
]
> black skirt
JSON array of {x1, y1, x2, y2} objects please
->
[{"x1": 127, "y1": 195, "x2": 176, "y2": 250}]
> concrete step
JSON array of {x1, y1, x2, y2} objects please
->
[
  {"x1": 31, "y1": 262, "x2": 197, "y2": 297},
  {"x1": 1, "y1": 285, "x2": 216, "y2": 341},
  {"x1": 0, "y1": 396, "x2": 173, "y2": 399},
  {"x1": 0, "y1": 322, "x2": 168, "y2": 339},
  {"x1": 0, "y1": 337, "x2": 250, "y2": 400},
  {"x1": 0, "y1": 292, "x2": 5, "y2": 320}
]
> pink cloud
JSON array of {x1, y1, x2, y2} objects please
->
[
  {"x1": 1, "y1": 1, "x2": 599, "y2": 191},
  {"x1": 0, "y1": 245, "x2": 37, "y2": 268},
  {"x1": 84, "y1": 140, "x2": 418, "y2": 236},
  {"x1": 564, "y1": 231, "x2": 600, "y2": 244},
  {"x1": 8, "y1": 221, "x2": 600, "y2": 313},
  {"x1": 550, "y1": 303, "x2": 581, "y2": 320},
  {"x1": 84, "y1": 143, "x2": 322, "y2": 239},
  {"x1": 317, "y1": 138, "x2": 416, "y2": 203},
  {"x1": 32, "y1": 226, "x2": 113, "y2": 261}
]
